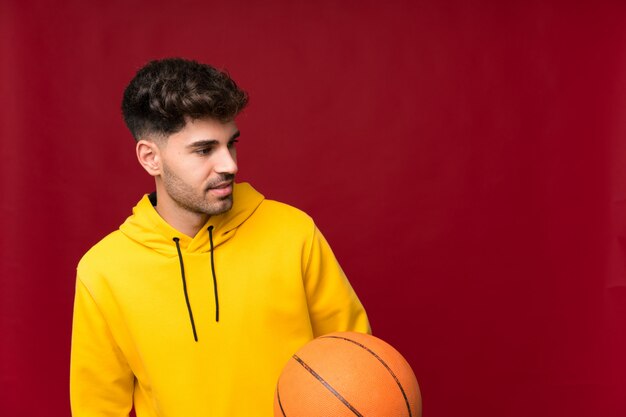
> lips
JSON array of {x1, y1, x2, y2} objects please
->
[{"x1": 206, "y1": 182, "x2": 233, "y2": 197}]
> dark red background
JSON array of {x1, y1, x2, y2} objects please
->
[{"x1": 2, "y1": 1, "x2": 626, "y2": 416}]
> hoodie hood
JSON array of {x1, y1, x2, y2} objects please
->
[
  {"x1": 119, "y1": 182, "x2": 264, "y2": 256},
  {"x1": 118, "y1": 182, "x2": 264, "y2": 340}
]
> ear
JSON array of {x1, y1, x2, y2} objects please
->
[{"x1": 136, "y1": 139, "x2": 162, "y2": 177}]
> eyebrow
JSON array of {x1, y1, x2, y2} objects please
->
[{"x1": 186, "y1": 131, "x2": 241, "y2": 149}]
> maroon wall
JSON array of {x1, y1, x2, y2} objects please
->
[{"x1": 2, "y1": 1, "x2": 625, "y2": 416}]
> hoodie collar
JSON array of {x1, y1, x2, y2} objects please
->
[{"x1": 119, "y1": 182, "x2": 264, "y2": 256}]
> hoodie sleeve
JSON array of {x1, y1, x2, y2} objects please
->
[
  {"x1": 303, "y1": 226, "x2": 371, "y2": 337},
  {"x1": 70, "y1": 276, "x2": 134, "y2": 417}
]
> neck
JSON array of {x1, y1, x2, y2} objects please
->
[
  {"x1": 156, "y1": 204, "x2": 208, "y2": 238},
  {"x1": 153, "y1": 190, "x2": 209, "y2": 238}
]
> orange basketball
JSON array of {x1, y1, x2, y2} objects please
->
[{"x1": 274, "y1": 331, "x2": 422, "y2": 417}]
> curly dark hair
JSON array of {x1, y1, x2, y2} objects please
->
[{"x1": 121, "y1": 58, "x2": 249, "y2": 140}]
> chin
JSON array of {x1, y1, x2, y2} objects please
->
[{"x1": 209, "y1": 198, "x2": 233, "y2": 215}]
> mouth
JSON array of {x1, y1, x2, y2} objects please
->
[{"x1": 206, "y1": 181, "x2": 233, "y2": 197}]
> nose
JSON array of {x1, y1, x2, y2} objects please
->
[{"x1": 214, "y1": 147, "x2": 238, "y2": 175}]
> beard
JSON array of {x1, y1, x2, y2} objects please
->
[{"x1": 161, "y1": 163, "x2": 234, "y2": 216}]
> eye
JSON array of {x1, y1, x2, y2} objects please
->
[
  {"x1": 195, "y1": 147, "x2": 213, "y2": 156},
  {"x1": 228, "y1": 139, "x2": 239, "y2": 148}
]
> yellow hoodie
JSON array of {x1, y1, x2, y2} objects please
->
[{"x1": 70, "y1": 183, "x2": 370, "y2": 417}]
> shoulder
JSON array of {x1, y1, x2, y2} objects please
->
[
  {"x1": 239, "y1": 199, "x2": 321, "y2": 245},
  {"x1": 77, "y1": 230, "x2": 129, "y2": 281},
  {"x1": 255, "y1": 199, "x2": 315, "y2": 230}
]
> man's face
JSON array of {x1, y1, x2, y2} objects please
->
[{"x1": 157, "y1": 117, "x2": 240, "y2": 217}]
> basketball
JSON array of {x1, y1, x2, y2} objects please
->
[{"x1": 274, "y1": 331, "x2": 422, "y2": 417}]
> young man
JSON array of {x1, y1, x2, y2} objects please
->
[{"x1": 70, "y1": 58, "x2": 370, "y2": 417}]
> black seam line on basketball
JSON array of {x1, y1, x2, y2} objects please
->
[
  {"x1": 276, "y1": 384, "x2": 287, "y2": 417},
  {"x1": 319, "y1": 335, "x2": 413, "y2": 417},
  {"x1": 293, "y1": 355, "x2": 364, "y2": 417}
]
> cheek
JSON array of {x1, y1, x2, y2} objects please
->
[
  {"x1": 194, "y1": 160, "x2": 220, "y2": 183},
  {"x1": 169, "y1": 159, "x2": 207, "y2": 186}
]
